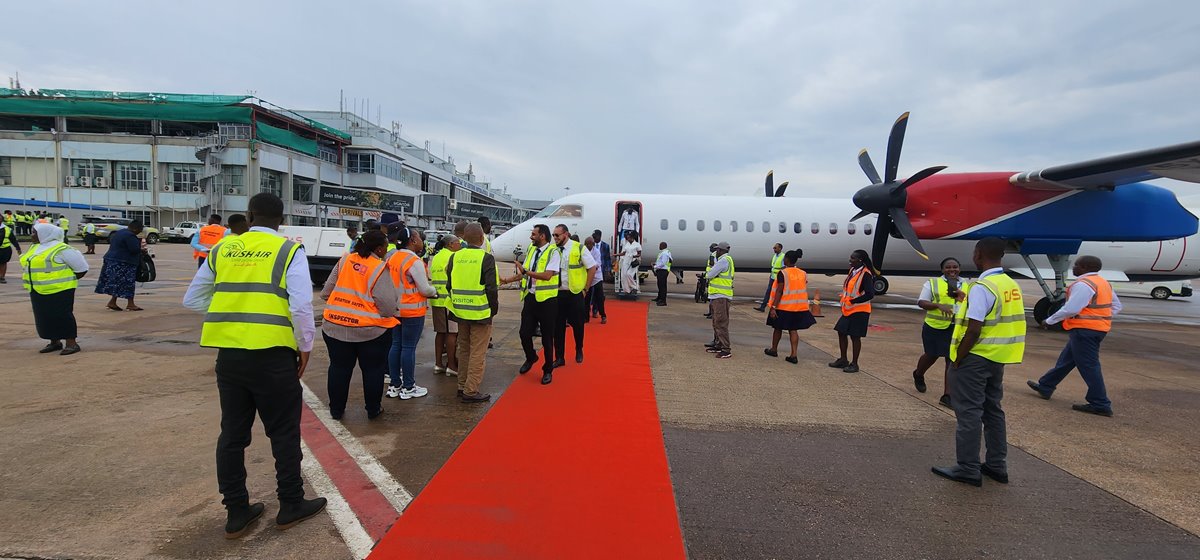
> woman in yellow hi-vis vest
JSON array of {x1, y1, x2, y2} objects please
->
[
  {"x1": 912, "y1": 257, "x2": 962, "y2": 408},
  {"x1": 828, "y1": 249, "x2": 876, "y2": 373},
  {"x1": 21, "y1": 223, "x2": 89, "y2": 355}
]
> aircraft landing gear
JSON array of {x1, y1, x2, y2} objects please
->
[
  {"x1": 873, "y1": 276, "x2": 889, "y2": 296},
  {"x1": 1021, "y1": 253, "x2": 1070, "y2": 325}
]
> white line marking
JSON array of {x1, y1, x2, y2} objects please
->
[
  {"x1": 300, "y1": 439, "x2": 375, "y2": 560},
  {"x1": 300, "y1": 381, "x2": 415, "y2": 512}
]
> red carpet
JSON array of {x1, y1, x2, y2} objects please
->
[{"x1": 370, "y1": 300, "x2": 687, "y2": 559}]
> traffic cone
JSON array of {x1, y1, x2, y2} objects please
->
[{"x1": 811, "y1": 288, "x2": 823, "y2": 317}]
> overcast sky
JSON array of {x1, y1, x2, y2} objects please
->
[{"x1": 3, "y1": 0, "x2": 1199, "y2": 203}]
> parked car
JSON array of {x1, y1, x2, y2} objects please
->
[
  {"x1": 1112, "y1": 279, "x2": 1193, "y2": 300},
  {"x1": 79, "y1": 216, "x2": 161, "y2": 244},
  {"x1": 162, "y1": 221, "x2": 200, "y2": 243}
]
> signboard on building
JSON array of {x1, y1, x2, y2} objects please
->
[
  {"x1": 292, "y1": 203, "x2": 318, "y2": 217},
  {"x1": 319, "y1": 185, "x2": 414, "y2": 213},
  {"x1": 451, "y1": 200, "x2": 514, "y2": 223}
]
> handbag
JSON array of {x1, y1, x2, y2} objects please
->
[{"x1": 137, "y1": 252, "x2": 157, "y2": 283}]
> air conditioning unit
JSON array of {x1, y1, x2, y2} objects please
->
[
  {"x1": 162, "y1": 185, "x2": 172, "y2": 192},
  {"x1": 95, "y1": 177, "x2": 107, "y2": 188},
  {"x1": 80, "y1": 176, "x2": 92, "y2": 187},
  {"x1": 190, "y1": 186, "x2": 201, "y2": 193},
  {"x1": 0, "y1": 178, "x2": 7, "y2": 185},
  {"x1": 448, "y1": 199, "x2": 458, "y2": 210},
  {"x1": 65, "y1": 176, "x2": 78, "y2": 187},
  {"x1": 227, "y1": 188, "x2": 238, "y2": 195}
]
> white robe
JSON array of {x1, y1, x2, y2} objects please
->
[{"x1": 620, "y1": 241, "x2": 642, "y2": 293}]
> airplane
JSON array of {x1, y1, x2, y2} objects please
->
[{"x1": 490, "y1": 113, "x2": 1200, "y2": 323}]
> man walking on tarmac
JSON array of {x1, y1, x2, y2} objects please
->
[
  {"x1": 932, "y1": 237, "x2": 1026, "y2": 487},
  {"x1": 755, "y1": 243, "x2": 784, "y2": 312},
  {"x1": 183, "y1": 193, "x2": 326, "y2": 538},
  {"x1": 1026, "y1": 255, "x2": 1120, "y2": 417},
  {"x1": 704, "y1": 242, "x2": 735, "y2": 358},
  {"x1": 552, "y1": 224, "x2": 598, "y2": 365},
  {"x1": 191, "y1": 214, "x2": 227, "y2": 268},
  {"x1": 502, "y1": 224, "x2": 560, "y2": 385}
]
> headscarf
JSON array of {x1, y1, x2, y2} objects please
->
[{"x1": 32, "y1": 223, "x2": 64, "y2": 255}]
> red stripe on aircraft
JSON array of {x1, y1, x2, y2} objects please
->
[{"x1": 905, "y1": 172, "x2": 1066, "y2": 239}]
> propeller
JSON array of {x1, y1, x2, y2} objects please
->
[
  {"x1": 774, "y1": 181, "x2": 789, "y2": 197},
  {"x1": 850, "y1": 112, "x2": 946, "y2": 272},
  {"x1": 765, "y1": 170, "x2": 774, "y2": 197}
]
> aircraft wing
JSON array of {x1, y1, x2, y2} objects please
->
[{"x1": 1009, "y1": 139, "x2": 1200, "y2": 190}]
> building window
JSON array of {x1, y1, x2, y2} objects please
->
[
  {"x1": 794, "y1": 222, "x2": 803, "y2": 234},
  {"x1": 697, "y1": 220, "x2": 705, "y2": 231},
  {"x1": 70, "y1": 160, "x2": 107, "y2": 188},
  {"x1": 214, "y1": 166, "x2": 245, "y2": 195},
  {"x1": 847, "y1": 223, "x2": 856, "y2": 235},
  {"x1": 401, "y1": 166, "x2": 423, "y2": 189},
  {"x1": 811, "y1": 223, "x2": 820, "y2": 234},
  {"x1": 730, "y1": 220, "x2": 738, "y2": 232},
  {"x1": 319, "y1": 144, "x2": 339, "y2": 164},
  {"x1": 125, "y1": 210, "x2": 152, "y2": 227},
  {"x1": 778, "y1": 222, "x2": 786, "y2": 233},
  {"x1": 168, "y1": 165, "x2": 200, "y2": 192},
  {"x1": 347, "y1": 152, "x2": 374, "y2": 174},
  {"x1": 746, "y1": 221, "x2": 754, "y2": 232},
  {"x1": 864, "y1": 223, "x2": 873, "y2": 235},
  {"x1": 660, "y1": 219, "x2": 668, "y2": 230},
  {"x1": 0, "y1": 157, "x2": 11, "y2": 184},
  {"x1": 829, "y1": 222, "x2": 838, "y2": 234},
  {"x1": 260, "y1": 169, "x2": 284, "y2": 197},
  {"x1": 293, "y1": 179, "x2": 314, "y2": 202},
  {"x1": 678, "y1": 219, "x2": 687, "y2": 231},
  {"x1": 426, "y1": 176, "x2": 450, "y2": 196},
  {"x1": 713, "y1": 220, "x2": 722, "y2": 232},
  {"x1": 116, "y1": 162, "x2": 150, "y2": 191}
]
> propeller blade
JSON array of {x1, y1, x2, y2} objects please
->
[
  {"x1": 893, "y1": 165, "x2": 946, "y2": 194},
  {"x1": 857, "y1": 149, "x2": 882, "y2": 184},
  {"x1": 851, "y1": 209, "x2": 872, "y2": 222},
  {"x1": 871, "y1": 213, "x2": 893, "y2": 274},
  {"x1": 884, "y1": 112, "x2": 910, "y2": 184},
  {"x1": 889, "y1": 207, "x2": 928, "y2": 259},
  {"x1": 774, "y1": 181, "x2": 789, "y2": 197},
  {"x1": 765, "y1": 170, "x2": 774, "y2": 198}
]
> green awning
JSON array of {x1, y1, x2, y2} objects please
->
[
  {"x1": 255, "y1": 122, "x2": 319, "y2": 156},
  {"x1": 0, "y1": 98, "x2": 253, "y2": 122}
]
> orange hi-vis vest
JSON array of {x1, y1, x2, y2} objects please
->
[
  {"x1": 1063, "y1": 275, "x2": 1113, "y2": 333},
  {"x1": 194, "y1": 224, "x2": 226, "y2": 260},
  {"x1": 840, "y1": 267, "x2": 871, "y2": 316},
  {"x1": 776, "y1": 267, "x2": 810, "y2": 312},
  {"x1": 323, "y1": 253, "x2": 399, "y2": 329},
  {"x1": 387, "y1": 249, "x2": 429, "y2": 318}
]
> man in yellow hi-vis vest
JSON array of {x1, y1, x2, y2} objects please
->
[
  {"x1": 502, "y1": 224, "x2": 560, "y2": 385},
  {"x1": 551, "y1": 224, "x2": 598, "y2": 366},
  {"x1": 933, "y1": 237, "x2": 1026, "y2": 488},
  {"x1": 182, "y1": 193, "x2": 326, "y2": 538}
]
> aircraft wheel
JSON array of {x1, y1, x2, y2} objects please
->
[
  {"x1": 1033, "y1": 297, "x2": 1064, "y2": 326},
  {"x1": 873, "y1": 276, "x2": 889, "y2": 295}
]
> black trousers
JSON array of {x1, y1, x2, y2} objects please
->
[
  {"x1": 322, "y1": 331, "x2": 389, "y2": 417},
  {"x1": 655, "y1": 269, "x2": 669, "y2": 303},
  {"x1": 215, "y1": 346, "x2": 305, "y2": 508},
  {"x1": 554, "y1": 290, "x2": 585, "y2": 358},
  {"x1": 587, "y1": 283, "x2": 607, "y2": 318},
  {"x1": 520, "y1": 297, "x2": 558, "y2": 373}
]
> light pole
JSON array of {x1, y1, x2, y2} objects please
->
[{"x1": 563, "y1": 186, "x2": 570, "y2": 199}]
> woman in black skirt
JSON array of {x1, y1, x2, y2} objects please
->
[
  {"x1": 765, "y1": 250, "x2": 817, "y2": 364},
  {"x1": 828, "y1": 249, "x2": 875, "y2": 373},
  {"x1": 95, "y1": 220, "x2": 145, "y2": 311},
  {"x1": 21, "y1": 223, "x2": 90, "y2": 355},
  {"x1": 912, "y1": 257, "x2": 962, "y2": 407}
]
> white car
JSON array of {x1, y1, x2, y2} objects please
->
[
  {"x1": 163, "y1": 221, "x2": 200, "y2": 242},
  {"x1": 1112, "y1": 280, "x2": 1193, "y2": 300}
]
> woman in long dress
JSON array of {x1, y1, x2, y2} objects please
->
[
  {"x1": 21, "y1": 223, "x2": 90, "y2": 354},
  {"x1": 616, "y1": 231, "x2": 642, "y2": 295}
]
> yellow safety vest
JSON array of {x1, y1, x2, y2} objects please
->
[
  {"x1": 950, "y1": 273, "x2": 1026, "y2": 364},
  {"x1": 59, "y1": 218, "x2": 69, "y2": 231},
  {"x1": 3, "y1": 215, "x2": 13, "y2": 228},
  {"x1": 201, "y1": 232, "x2": 301, "y2": 350},
  {"x1": 770, "y1": 252, "x2": 784, "y2": 276},
  {"x1": 20, "y1": 243, "x2": 78, "y2": 294},
  {"x1": 428, "y1": 248, "x2": 453, "y2": 308},
  {"x1": 1, "y1": 226, "x2": 13, "y2": 249},
  {"x1": 657, "y1": 250, "x2": 671, "y2": 272},
  {"x1": 708, "y1": 254, "x2": 735, "y2": 298},
  {"x1": 561, "y1": 239, "x2": 587, "y2": 294},
  {"x1": 449, "y1": 247, "x2": 491, "y2": 320},
  {"x1": 923, "y1": 277, "x2": 959, "y2": 330},
  {"x1": 520, "y1": 243, "x2": 560, "y2": 302}
]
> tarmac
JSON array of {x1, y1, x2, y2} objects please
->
[{"x1": 1, "y1": 242, "x2": 1198, "y2": 559}]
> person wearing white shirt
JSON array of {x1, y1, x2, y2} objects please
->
[
  {"x1": 618, "y1": 207, "x2": 639, "y2": 251},
  {"x1": 912, "y1": 257, "x2": 963, "y2": 408},
  {"x1": 653, "y1": 242, "x2": 672, "y2": 306},
  {"x1": 583, "y1": 236, "x2": 607, "y2": 323},
  {"x1": 501, "y1": 224, "x2": 562, "y2": 384},
  {"x1": 1027, "y1": 256, "x2": 1121, "y2": 417},
  {"x1": 615, "y1": 231, "x2": 642, "y2": 295},
  {"x1": 551, "y1": 224, "x2": 599, "y2": 365}
]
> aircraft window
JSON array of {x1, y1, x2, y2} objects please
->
[
  {"x1": 713, "y1": 220, "x2": 722, "y2": 232},
  {"x1": 537, "y1": 204, "x2": 582, "y2": 218},
  {"x1": 794, "y1": 222, "x2": 802, "y2": 234},
  {"x1": 829, "y1": 222, "x2": 838, "y2": 234},
  {"x1": 762, "y1": 221, "x2": 770, "y2": 233},
  {"x1": 660, "y1": 219, "x2": 668, "y2": 230},
  {"x1": 864, "y1": 223, "x2": 873, "y2": 235},
  {"x1": 778, "y1": 222, "x2": 786, "y2": 233},
  {"x1": 697, "y1": 220, "x2": 705, "y2": 231},
  {"x1": 811, "y1": 223, "x2": 819, "y2": 234},
  {"x1": 533, "y1": 205, "x2": 560, "y2": 218},
  {"x1": 746, "y1": 221, "x2": 755, "y2": 232},
  {"x1": 678, "y1": 219, "x2": 687, "y2": 231},
  {"x1": 847, "y1": 223, "x2": 857, "y2": 235},
  {"x1": 730, "y1": 220, "x2": 738, "y2": 232}
]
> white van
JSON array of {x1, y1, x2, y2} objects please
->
[{"x1": 1112, "y1": 280, "x2": 1193, "y2": 300}]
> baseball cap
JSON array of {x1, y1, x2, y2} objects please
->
[{"x1": 717, "y1": 242, "x2": 730, "y2": 251}]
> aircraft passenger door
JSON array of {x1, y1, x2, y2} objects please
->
[
  {"x1": 614, "y1": 200, "x2": 643, "y2": 293},
  {"x1": 1151, "y1": 238, "x2": 1186, "y2": 271}
]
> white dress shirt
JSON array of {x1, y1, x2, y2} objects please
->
[
  {"x1": 1045, "y1": 272, "x2": 1123, "y2": 325},
  {"x1": 524, "y1": 243, "x2": 561, "y2": 292},
  {"x1": 557, "y1": 239, "x2": 598, "y2": 274},
  {"x1": 588, "y1": 245, "x2": 604, "y2": 286},
  {"x1": 619, "y1": 210, "x2": 640, "y2": 231},
  {"x1": 965, "y1": 267, "x2": 1004, "y2": 322},
  {"x1": 918, "y1": 275, "x2": 959, "y2": 303},
  {"x1": 182, "y1": 226, "x2": 316, "y2": 352},
  {"x1": 654, "y1": 249, "x2": 672, "y2": 270}
]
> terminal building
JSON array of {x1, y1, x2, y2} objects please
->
[{"x1": 0, "y1": 88, "x2": 535, "y2": 231}]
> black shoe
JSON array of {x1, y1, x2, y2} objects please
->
[
  {"x1": 785, "y1": 356, "x2": 798, "y2": 364},
  {"x1": 367, "y1": 409, "x2": 384, "y2": 420},
  {"x1": 225, "y1": 502, "x2": 265, "y2": 539},
  {"x1": 706, "y1": 347, "x2": 722, "y2": 353},
  {"x1": 456, "y1": 389, "x2": 465, "y2": 398},
  {"x1": 519, "y1": 361, "x2": 534, "y2": 374},
  {"x1": 277, "y1": 497, "x2": 327, "y2": 530},
  {"x1": 541, "y1": 371, "x2": 553, "y2": 385},
  {"x1": 980, "y1": 465, "x2": 1009, "y2": 484},
  {"x1": 704, "y1": 342, "x2": 719, "y2": 349},
  {"x1": 715, "y1": 351, "x2": 732, "y2": 359},
  {"x1": 461, "y1": 392, "x2": 492, "y2": 403},
  {"x1": 1026, "y1": 380, "x2": 1052, "y2": 400},
  {"x1": 1072, "y1": 403, "x2": 1114, "y2": 417},
  {"x1": 39, "y1": 342, "x2": 64, "y2": 354},
  {"x1": 330, "y1": 411, "x2": 344, "y2": 420},
  {"x1": 575, "y1": 351, "x2": 584, "y2": 364},
  {"x1": 842, "y1": 364, "x2": 859, "y2": 373},
  {"x1": 552, "y1": 358, "x2": 566, "y2": 368},
  {"x1": 913, "y1": 371, "x2": 927, "y2": 393},
  {"x1": 656, "y1": 301, "x2": 666, "y2": 306},
  {"x1": 60, "y1": 345, "x2": 81, "y2": 356},
  {"x1": 601, "y1": 317, "x2": 607, "y2": 324},
  {"x1": 828, "y1": 358, "x2": 849, "y2": 368},
  {"x1": 939, "y1": 394, "x2": 953, "y2": 409},
  {"x1": 754, "y1": 307, "x2": 765, "y2": 312},
  {"x1": 764, "y1": 348, "x2": 778, "y2": 357},
  {"x1": 931, "y1": 466, "x2": 982, "y2": 487},
  {"x1": 703, "y1": 314, "x2": 712, "y2": 319}
]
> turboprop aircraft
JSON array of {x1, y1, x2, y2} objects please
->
[{"x1": 491, "y1": 113, "x2": 1200, "y2": 322}]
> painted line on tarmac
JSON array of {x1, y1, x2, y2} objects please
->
[{"x1": 300, "y1": 439, "x2": 375, "y2": 559}]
